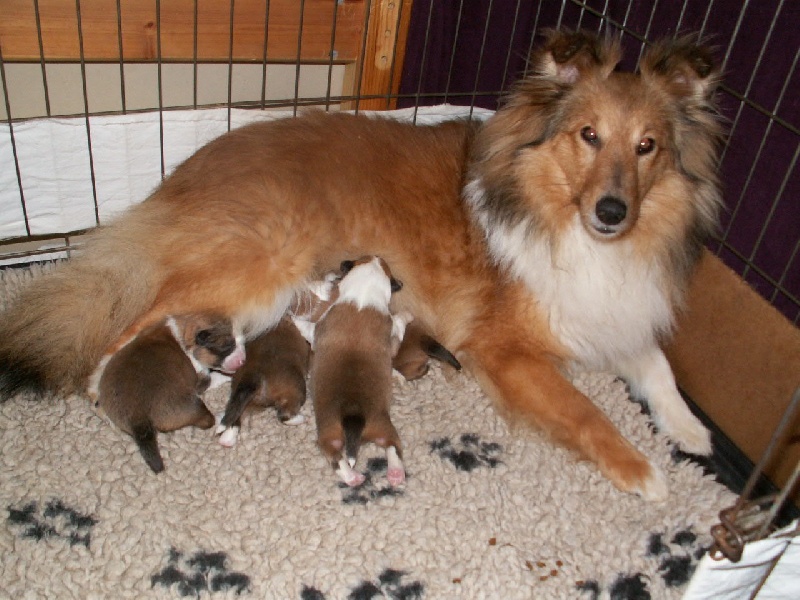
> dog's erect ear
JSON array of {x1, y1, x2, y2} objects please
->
[
  {"x1": 390, "y1": 277, "x2": 403, "y2": 293},
  {"x1": 640, "y1": 35, "x2": 720, "y2": 103},
  {"x1": 340, "y1": 260, "x2": 355, "y2": 275},
  {"x1": 534, "y1": 29, "x2": 621, "y2": 83}
]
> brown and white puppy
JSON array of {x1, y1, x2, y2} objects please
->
[
  {"x1": 216, "y1": 316, "x2": 310, "y2": 448},
  {"x1": 392, "y1": 322, "x2": 462, "y2": 381},
  {"x1": 89, "y1": 313, "x2": 245, "y2": 473},
  {"x1": 309, "y1": 256, "x2": 408, "y2": 487}
]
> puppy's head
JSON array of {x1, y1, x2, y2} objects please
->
[
  {"x1": 340, "y1": 257, "x2": 402, "y2": 293},
  {"x1": 172, "y1": 313, "x2": 246, "y2": 373},
  {"x1": 336, "y1": 256, "x2": 402, "y2": 312}
]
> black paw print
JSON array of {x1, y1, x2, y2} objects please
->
[
  {"x1": 151, "y1": 548, "x2": 251, "y2": 597},
  {"x1": 339, "y1": 457, "x2": 406, "y2": 505},
  {"x1": 647, "y1": 530, "x2": 707, "y2": 588},
  {"x1": 430, "y1": 433, "x2": 502, "y2": 471},
  {"x1": 577, "y1": 573, "x2": 650, "y2": 600},
  {"x1": 7, "y1": 499, "x2": 97, "y2": 548},
  {"x1": 301, "y1": 568, "x2": 424, "y2": 599}
]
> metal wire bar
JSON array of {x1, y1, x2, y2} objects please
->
[
  {"x1": 291, "y1": 0, "x2": 306, "y2": 117},
  {"x1": 260, "y1": 0, "x2": 271, "y2": 110},
  {"x1": 351, "y1": 0, "x2": 373, "y2": 115},
  {"x1": 0, "y1": 41, "x2": 31, "y2": 238},
  {"x1": 32, "y1": 0, "x2": 52, "y2": 117},
  {"x1": 634, "y1": 0, "x2": 661, "y2": 65},
  {"x1": 499, "y1": 0, "x2": 524, "y2": 96},
  {"x1": 115, "y1": 0, "x2": 126, "y2": 114},
  {"x1": 468, "y1": 0, "x2": 495, "y2": 117},
  {"x1": 193, "y1": 0, "x2": 199, "y2": 109},
  {"x1": 75, "y1": 0, "x2": 100, "y2": 226},
  {"x1": 381, "y1": 0, "x2": 407, "y2": 110},
  {"x1": 411, "y1": 0, "x2": 436, "y2": 124},
  {"x1": 442, "y1": 0, "x2": 465, "y2": 104},
  {"x1": 156, "y1": 0, "x2": 165, "y2": 180},
  {"x1": 323, "y1": 0, "x2": 338, "y2": 110},
  {"x1": 227, "y1": 0, "x2": 236, "y2": 131}
]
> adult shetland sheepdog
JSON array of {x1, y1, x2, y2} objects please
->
[{"x1": 0, "y1": 30, "x2": 723, "y2": 500}]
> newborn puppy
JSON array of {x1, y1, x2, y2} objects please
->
[
  {"x1": 216, "y1": 316, "x2": 310, "y2": 448},
  {"x1": 392, "y1": 321, "x2": 462, "y2": 381},
  {"x1": 310, "y1": 256, "x2": 409, "y2": 487},
  {"x1": 88, "y1": 313, "x2": 245, "y2": 473}
]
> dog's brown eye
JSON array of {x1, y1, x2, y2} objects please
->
[
  {"x1": 580, "y1": 126, "x2": 599, "y2": 145},
  {"x1": 637, "y1": 137, "x2": 655, "y2": 155}
]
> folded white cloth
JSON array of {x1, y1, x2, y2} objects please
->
[{"x1": 683, "y1": 519, "x2": 799, "y2": 600}]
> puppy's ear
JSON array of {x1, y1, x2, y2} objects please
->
[
  {"x1": 390, "y1": 277, "x2": 403, "y2": 293},
  {"x1": 534, "y1": 29, "x2": 621, "y2": 83},
  {"x1": 340, "y1": 260, "x2": 355, "y2": 275},
  {"x1": 640, "y1": 35, "x2": 720, "y2": 103}
]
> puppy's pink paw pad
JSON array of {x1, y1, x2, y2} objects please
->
[{"x1": 387, "y1": 467, "x2": 406, "y2": 487}]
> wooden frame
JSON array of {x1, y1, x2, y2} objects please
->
[{"x1": 0, "y1": 0, "x2": 412, "y2": 109}]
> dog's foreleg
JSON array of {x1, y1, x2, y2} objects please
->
[
  {"x1": 466, "y1": 333, "x2": 668, "y2": 501},
  {"x1": 617, "y1": 347, "x2": 712, "y2": 456}
]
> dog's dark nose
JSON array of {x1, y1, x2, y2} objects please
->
[{"x1": 595, "y1": 196, "x2": 627, "y2": 226}]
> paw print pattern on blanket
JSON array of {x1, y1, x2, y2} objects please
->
[
  {"x1": 301, "y1": 568, "x2": 424, "y2": 599},
  {"x1": 151, "y1": 547, "x2": 251, "y2": 597},
  {"x1": 576, "y1": 527, "x2": 708, "y2": 598},
  {"x1": 7, "y1": 499, "x2": 97, "y2": 548},
  {"x1": 338, "y1": 457, "x2": 407, "y2": 505},
  {"x1": 429, "y1": 433, "x2": 502, "y2": 472}
]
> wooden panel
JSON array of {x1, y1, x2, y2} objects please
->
[
  {"x1": 349, "y1": 0, "x2": 412, "y2": 110},
  {"x1": 0, "y1": 0, "x2": 367, "y2": 62}
]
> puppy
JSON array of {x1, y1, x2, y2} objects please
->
[
  {"x1": 310, "y1": 256, "x2": 408, "y2": 487},
  {"x1": 392, "y1": 322, "x2": 462, "y2": 381},
  {"x1": 89, "y1": 313, "x2": 245, "y2": 472},
  {"x1": 216, "y1": 316, "x2": 310, "y2": 448}
]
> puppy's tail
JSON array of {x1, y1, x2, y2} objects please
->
[
  {"x1": 422, "y1": 336, "x2": 462, "y2": 371},
  {"x1": 132, "y1": 422, "x2": 165, "y2": 474},
  {"x1": 0, "y1": 216, "x2": 162, "y2": 400},
  {"x1": 342, "y1": 414, "x2": 366, "y2": 465}
]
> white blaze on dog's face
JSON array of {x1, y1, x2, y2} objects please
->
[{"x1": 336, "y1": 256, "x2": 398, "y2": 313}]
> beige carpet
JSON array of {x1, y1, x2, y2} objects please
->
[{"x1": 0, "y1": 264, "x2": 737, "y2": 599}]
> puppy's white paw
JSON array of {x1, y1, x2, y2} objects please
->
[
  {"x1": 386, "y1": 446, "x2": 405, "y2": 487},
  {"x1": 336, "y1": 458, "x2": 365, "y2": 487},
  {"x1": 218, "y1": 426, "x2": 240, "y2": 448},
  {"x1": 207, "y1": 371, "x2": 231, "y2": 390},
  {"x1": 282, "y1": 414, "x2": 305, "y2": 426}
]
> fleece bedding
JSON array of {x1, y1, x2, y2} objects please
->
[{"x1": 0, "y1": 264, "x2": 739, "y2": 599}]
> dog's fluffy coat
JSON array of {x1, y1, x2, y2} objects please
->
[{"x1": 0, "y1": 31, "x2": 723, "y2": 499}]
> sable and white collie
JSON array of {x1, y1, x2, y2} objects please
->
[{"x1": 0, "y1": 30, "x2": 723, "y2": 500}]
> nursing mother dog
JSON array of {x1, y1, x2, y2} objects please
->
[{"x1": 0, "y1": 30, "x2": 723, "y2": 501}]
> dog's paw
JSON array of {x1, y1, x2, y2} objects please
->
[
  {"x1": 660, "y1": 414, "x2": 712, "y2": 456},
  {"x1": 632, "y1": 466, "x2": 669, "y2": 502}
]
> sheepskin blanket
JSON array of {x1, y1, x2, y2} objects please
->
[{"x1": 0, "y1": 264, "x2": 737, "y2": 599}]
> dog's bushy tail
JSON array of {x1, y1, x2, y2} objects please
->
[
  {"x1": 132, "y1": 421, "x2": 165, "y2": 473},
  {"x1": 0, "y1": 216, "x2": 163, "y2": 400}
]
